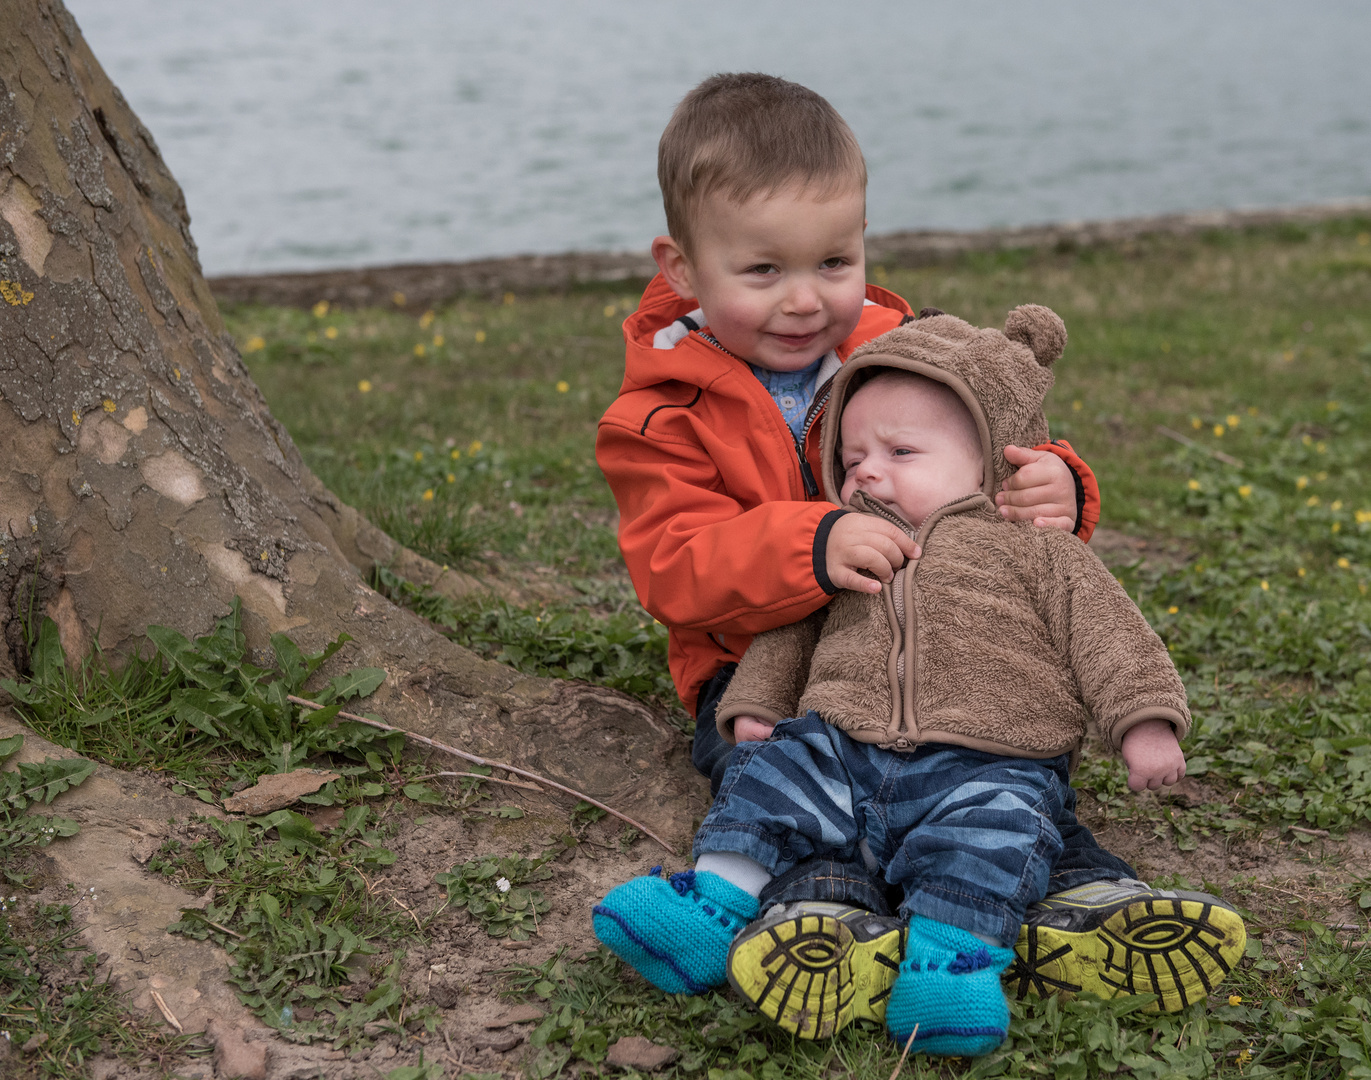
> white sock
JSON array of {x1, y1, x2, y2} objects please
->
[
  {"x1": 973, "y1": 932, "x2": 1004, "y2": 949},
  {"x1": 695, "y1": 852, "x2": 773, "y2": 898}
]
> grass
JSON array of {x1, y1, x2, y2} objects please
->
[
  {"x1": 224, "y1": 217, "x2": 1371, "y2": 1078},
  {"x1": 3, "y1": 218, "x2": 1369, "y2": 1076}
]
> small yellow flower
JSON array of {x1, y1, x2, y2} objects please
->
[
  {"x1": 503, "y1": 292, "x2": 516, "y2": 305},
  {"x1": 1188, "y1": 479, "x2": 1202, "y2": 491},
  {"x1": 1307, "y1": 495, "x2": 1320, "y2": 507},
  {"x1": 468, "y1": 439, "x2": 482, "y2": 454},
  {"x1": 1317, "y1": 471, "x2": 1328, "y2": 481},
  {"x1": 1238, "y1": 485, "x2": 1252, "y2": 498},
  {"x1": 1356, "y1": 509, "x2": 1371, "y2": 524},
  {"x1": 244, "y1": 335, "x2": 266, "y2": 353},
  {"x1": 475, "y1": 329, "x2": 487, "y2": 343},
  {"x1": 556, "y1": 380, "x2": 570, "y2": 393},
  {"x1": 1227, "y1": 414, "x2": 1240, "y2": 427},
  {"x1": 604, "y1": 304, "x2": 617, "y2": 318},
  {"x1": 1283, "y1": 350, "x2": 1295, "y2": 362},
  {"x1": 312, "y1": 300, "x2": 330, "y2": 318},
  {"x1": 1195, "y1": 564, "x2": 1205, "y2": 573},
  {"x1": 433, "y1": 334, "x2": 444, "y2": 347},
  {"x1": 358, "y1": 379, "x2": 372, "y2": 393},
  {"x1": 1302, "y1": 434, "x2": 1314, "y2": 446},
  {"x1": 419, "y1": 310, "x2": 435, "y2": 329},
  {"x1": 450, "y1": 448, "x2": 461, "y2": 460},
  {"x1": 1260, "y1": 580, "x2": 1269, "y2": 590},
  {"x1": 1072, "y1": 400, "x2": 1082, "y2": 411},
  {"x1": 1296, "y1": 476, "x2": 1308, "y2": 490},
  {"x1": 102, "y1": 398, "x2": 116, "y2": 413},
  {"x1": 1228, "y1": 994, "x2": 1243, "y2": 1006},
  {"x1": 392, "y1": 291, "x2": 407, "y2": 307},
  {"x1": 1247, "y1": 406, "x2": 1258, "y2": 416},
  {"x1": 1317, "y1": 442, "x2": 1327, "y2": 454},
  {"x1": 1235, "y1": 1048, "x2": 1252, "y2": 1065},
  {"x1": 446, "y1": 473, "x2": 456, "y2": 483},
  {"x1": 71, "y1": 409, "x2": 81, "y2": 425},
  {"x1": 422, "y1": 489, "x2": 434, "y2": 502},
  {"x1": 1213, "y1": 424, "x2": 1225, "y2": 437},
  {"x1": 324, "y1": 326, "x2": 338, "y2": 340},
  {"x1": 1161, "y1": 341, "x2": 1172, "y2": 353},
  {"x1": 1190, "y1": 417, "x2": 1202, "y2": 430},
  {"x1": 1338, "y1": 557, "x2": 1350, "y2": 569},
  {"x1": 1332, "y1": 500, "x2": 1343, "y2": 511},
  {"x1": 1326, "y1": 401, "x2": 1340, "y2": 411},
  {"x1": 1168, "y1": 605, "x2": 1179, "y2": 614},
  {"x1": 413, "y1": 451, "x2": 424, "y2": 462},
  {"x1": 1332, "y1": 522, "x2": 1341, "y2": 533},
  {"x1": 1297, "y1": 567, "x2": 1306, "y2": 577},
  {"x1": 414, "y1": 343, "x2": 426, "y2": 357}
]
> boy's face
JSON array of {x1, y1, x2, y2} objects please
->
[
  {"x1": 653, "y1": 185, "x2": 868, "y2": 371},
  {"x1": 838, "y1": 377, "x2": 985, "y2": 527}
]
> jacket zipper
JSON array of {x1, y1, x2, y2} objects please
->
[{"x1": 695, "y1": 330, "x2": 822, "y2": 499}]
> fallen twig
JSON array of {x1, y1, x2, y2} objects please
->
[
  {"x1": 389, "y1": 891, "x2": 423, "y2": 932},
  {"x1": 149, "y1": 989, "x2": 183, "y2": 1033},
  {"x1": 1287, "y1": 825, "x2": 1331, "y2": 838},
  {"x1": 408, "y1": 770, "x2": 542, "y2": 793},
  {"x1": 889, "y1": 1024, "x2": 919, "y2": 1080},
  {"x1": 1157, "y1": 425, "x2": 1245, "y2": 468},
  {"x1": 287, "y1": 694, "x2": 675, "y2": 854}
]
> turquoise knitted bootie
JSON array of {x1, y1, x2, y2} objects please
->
[
  {"x1": 593, "y1": 869, "x2": 759, "y2": 994},
  {"x1": 885, "y1": 916, "x2": 1016, "y2": 1056}
]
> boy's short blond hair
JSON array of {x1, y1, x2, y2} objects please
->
[{"x1": 659, "y1": 73, "x2": 867, "y2": 256}]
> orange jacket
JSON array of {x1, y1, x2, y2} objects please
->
[{"x1": 596, "y1": 274, "x2": 1100, "y2": 715}]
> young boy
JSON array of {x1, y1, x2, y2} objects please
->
[
  {"x1": 594, "y1": 72, "x2": 1236, "y2": 1033},
  {"x1": 594, "y1": 306, "x2": 1247, "y2": 1055}
]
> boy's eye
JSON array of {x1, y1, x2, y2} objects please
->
[
  {"x1": 747, "y1": 263, "x2": 778, "y2": 275},
  {"x1": 820, "y1": 257, "x2": 847, "y2": 270},
  {"x1": 893, "y1": 448, "x2": 913, "y2": 456}
]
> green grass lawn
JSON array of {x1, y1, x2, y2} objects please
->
[
  {"x1": 216, "y1": 217, "x2": 1371, "y2": 1079},
  {"x1": 4, "y1": 220, "x2": 1369, "y2": 1079}
]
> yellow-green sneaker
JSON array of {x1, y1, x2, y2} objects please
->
[
  {"x1": 1008, "y1": 879, "x2": 1247, "y2": 1012},
  {"x1": 726, "y1": 901, "x2": 906, "y2": 1039}
]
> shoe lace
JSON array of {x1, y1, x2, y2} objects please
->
[{"x1": 668, "y1": 870, "x2": 697, "y2": 897}]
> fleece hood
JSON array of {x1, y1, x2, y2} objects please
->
[{"x1": 818, "y1": 305, "x2": 1068, "y2": 506}]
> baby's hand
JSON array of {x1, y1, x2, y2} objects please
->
[
  {"x1": 1120, "y1": 718, "x2": 1187, "y2": 792},
  {"x1": 825, "y1": 513, "x2": 921, "y2": 594},
  {"x1": 733, "y1": 716, "x2": 776, "y2": 742},
  {"x1": 996, "y1": 446, "x2": 1076, "y2": 531}
]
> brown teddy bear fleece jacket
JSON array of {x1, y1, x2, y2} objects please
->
[{"x1": 715, "y1": 305, "x2": 1190, "y2": 762}]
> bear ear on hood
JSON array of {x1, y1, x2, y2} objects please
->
[{"x1": 1004, "y1": 304, "x2": 1067, "y2": 367}]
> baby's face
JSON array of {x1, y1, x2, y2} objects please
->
[
  {"x1": 677, "y1": 185, "x2": 868, "y2": 371},
  {"x1": 838, "y1": 377, "x2": 985, "y2": 527}
]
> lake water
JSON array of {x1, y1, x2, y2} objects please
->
[{"x1": 68, "y1": 0, "x2": 1371, "y2": 276}]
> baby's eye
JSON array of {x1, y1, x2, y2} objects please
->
[
  {"x1": 747, "y1": 263, "x2": 778, "y2": 276},
  {"x1": 893, "y1": 448, "x2": 914, "y2": 456},
  {"x1": 820, "y1": 257, "x2": 847, "y2": 270}
]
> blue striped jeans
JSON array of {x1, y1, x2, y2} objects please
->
[{"x1": 693, "y1": 712, "x2": 1070, "y2": 945}]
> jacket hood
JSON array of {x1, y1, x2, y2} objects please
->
[{"x1": 818, "y1": 304, "x2": 1068, "y2": 504}]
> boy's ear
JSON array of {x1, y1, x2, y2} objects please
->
[{"x1": 652, "y1": 235, "x2": 697, "y2": 302}]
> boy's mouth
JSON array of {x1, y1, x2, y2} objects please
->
[{"x1": 769, "y1": 330, "x2": 821, "y2": 349}]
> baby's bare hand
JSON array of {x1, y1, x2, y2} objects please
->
[
  {"x1": 996, "y1": 446, "x2": 1076, "y2": 531},
  {"x1": 825, "y1": 514, "x2": 921, "y2": 594},
  {"x1": 733, "y1": 716, "x2": 775, "y2": 742},
  {"x1": 1120, "y1": 718, "x2": 1187, "y2": 792}
]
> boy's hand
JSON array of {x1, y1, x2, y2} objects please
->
[
  {"x1": 1120, "y1": 718, "x2": 1187, "y2": 791},
  {"x1": 733, "y1": 716, "x2": 776, "y2": 742},
  {"x1": 996, "y1": 446, "x2": 1077, "y2": 532},
  {"x1": 826, "y1": 514, "x2": 922, "y2": 594}
]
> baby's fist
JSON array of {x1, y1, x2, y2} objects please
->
[{"x1": 1120, "y1": 718, "x2": 1186, "y2": 792}]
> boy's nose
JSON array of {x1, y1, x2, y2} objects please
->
[{"x1": 781, "y1": 276, "x2": 821, "y2": 314}]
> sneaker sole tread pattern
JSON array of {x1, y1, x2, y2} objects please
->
[
  {"x1": 1007, "y1": 896, "x2": 1246, "y2": 1013},
  {"x1": 728, "y1": 914, "x2": 905, "y2": 1040}
]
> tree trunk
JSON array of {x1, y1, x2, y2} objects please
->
[{"x1": 0, "y1": 0, "x2": 702, "y2": 844}]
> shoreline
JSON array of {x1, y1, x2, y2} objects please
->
[{"x1": 207, "y1": 198, "x2": 1371, "y2": 311}]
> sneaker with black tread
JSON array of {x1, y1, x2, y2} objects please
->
[
  {"x1": 1008, "y1": 879, "x2": 1247, "y2": 1012},
  {"x1": 726, "y1": 900, "x2": 906, "y2": 1039}
]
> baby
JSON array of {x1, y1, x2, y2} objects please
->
[{"x1": 595, "y1": 305, "x2": 1245, "y2": 1055}]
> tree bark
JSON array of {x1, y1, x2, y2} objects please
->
[{"x1": 0, "y1": 0, "x2": 702, "y2": 844}]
